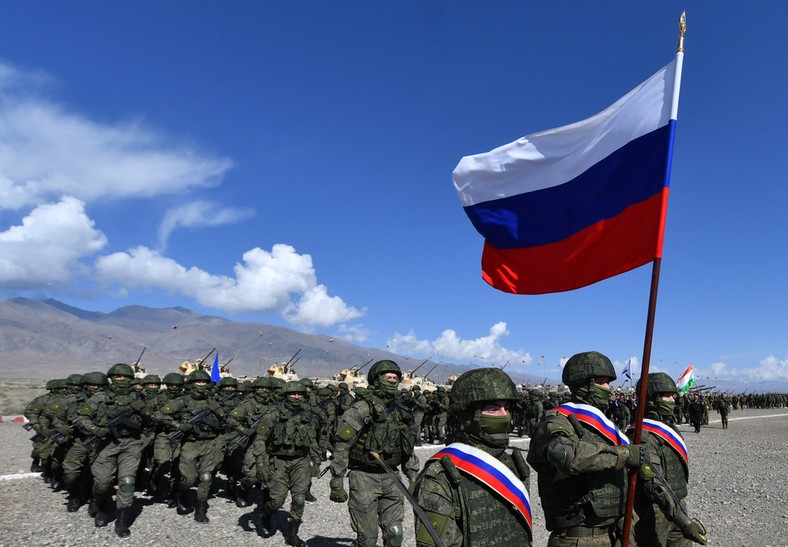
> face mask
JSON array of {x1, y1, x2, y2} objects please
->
[
  {"x1": 285, "y1": 395, "x2": 304, "y2": 409},
  {"x1": 167, "y1": 385, "x2": 182, "y2": 396},
  {"x1": 479, "y1": 414, "x2": 511, "y2": 435},
  {"x1": 378, "y1": 378, "x2": 399, "y2": 394},
  {"x1": 592, "y1": 384, "x2": 612, "y2": 410},
  {"x1": 111, "y1": 377, "x2": 133, "y2": 394},
  {"x1": 657, "y1": 400, "x2": 676, "y2": 418},
  {"x1": 255, "y1": 391, "x2": 270, "y2": 404}
]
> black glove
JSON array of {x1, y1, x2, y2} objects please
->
[{"x1": 625, "y1": 444, "x2": 645, "y2": 468}]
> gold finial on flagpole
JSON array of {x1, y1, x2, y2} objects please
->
[{"x1": 677, "y1": 11, "x2": 687, "y2": 53}]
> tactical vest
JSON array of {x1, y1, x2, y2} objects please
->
[
  {"x1": 99, "y1": 392, "x2": 144, "y2": 437},
  {"x1": 654, "y1": 429, "x2": 688, "y2": 500},
  {"x1": 349, "y1": 394, "x2": 414, "y2": 470},
  {"x1": 183, "y1": 397, "x2": 221, "y2": 440},
  {"x1": 270, "y1": 407, "x2": 315, "y2": 458},
  {"x1": 538, "y1": 422, "x2": 626, "y2": 530}
]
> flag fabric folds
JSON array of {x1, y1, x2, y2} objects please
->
[
  {"x1": 453, "y1": 58, "x2": 682, "y2": 294},
  {"x1": 676, "y1": 364, "x2": 695, "y2": 396},
  {"x1": 622, "y1": 359, "x2": 632, "y2": 382},
  {"x1": 211, "y1": 354, "x2": 221, "y2": 384}
]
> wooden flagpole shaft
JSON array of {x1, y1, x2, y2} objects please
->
[{"x1": 621, "y1": 257, "x2": 662, "y2": 546}]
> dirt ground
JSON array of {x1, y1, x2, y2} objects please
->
[{"x1": 0, "y1": 378, "x2": 46, "y2": 415}]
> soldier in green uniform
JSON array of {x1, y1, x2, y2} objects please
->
[
  {"x1": 413, "y1": 367, "x2": 532, "y2": 546},
  {"x1": 253, "y1": 381, "x2": 319, "y2": 545},
  {"x1": 329, "y1": 360, "x2": 420, "y2": 547},
  {"x1": 24, "y1": 380, "x2": 59, "y2": 474},
  {"x1": 527, "y1": 351, "x2": 645, "y2": 546},
  {"x1": 631, "y1": 373, "x2": 707, "y2": 546},
  {"x1": 148, "y1": 372, "x2": 184, "y2": 505},
  {"x1": 61, "y1": 372, "x2": 106, "y2": 512},
  {"x1": 154, "y1": 369, "x2": 225, "y2": 523},
  {"x1": 43, "y1": 374, "x2": 83, "y2": 492},
  {"x1": 28, "y1": 379, "x2": 68, "y2": 484},
  {"x1": 76, "y1": 363, "x2": 149, "y2": 538}
]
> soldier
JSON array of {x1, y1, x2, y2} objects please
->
[
  {"x1": 148, "y1": 372, "x2": 184, "y2": 505},
  {"x1": 61, "y1": 372, "x2": 106, "y2": 512},
  {"x1": 329, "y1": 360, "x2": 420, "y2": 547},
  {"x1": 527, "y1": 351, "x2": 645, "y2": 546},
  {"x1": 631, "y1": 373, "x2": 707, "y2": 546},
  {"x1": 154, "y1": 369, "x2": 225, "y2": 523},
  {"x1": 410, "y1": 385, "x2": 428, "y2": 446},
  {"x1": 226, "y1": 375, "x2": 276, "y2": 507},
  {"x1": 254, "y1": 381, "x2": 319, "y2": 545},
  {"x1": 42, "y1": 374, "x2": 83, "y2": 492},
  {"x1": 135, "y1": 374, "x2": 161, "y2": 493},
  {"x1": 75, "y1": 363, "x2": 149, "y2": 538},
  {"x1": 716, "y1": 397, "x2": 730, "y2": 430},
  {"x1": 688, "y1": 395, "x2": 704, "y2": 433},
  {"x1": 413, "y1": 368, "x2": 532, "y2": 546}
]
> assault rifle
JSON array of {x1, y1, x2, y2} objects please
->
[
  {"x1": 233, "y1": 411, "x2": 267, "y2": 449},
  {"x1": 167, "y1": 394, "x2": 232, "y2": 446},
  {"x1": 23, "y1": 423, "x2": 46, "y2": 443},
  {"x1": 317, "y1": 464, "x2": 332, "y2": 479},
  {"x1": 83, "y1": 393, "x2": 156, "y2": 449}
]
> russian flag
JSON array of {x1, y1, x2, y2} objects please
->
[{"x1": 453, "y1": 56, "x2": 683, "y2": 294}]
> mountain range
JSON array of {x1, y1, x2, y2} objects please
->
[{"x1": 0, "y1": 298, "x2": 554, "y2": 385}]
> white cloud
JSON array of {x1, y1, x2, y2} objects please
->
[
  {"x1": 698, "y1": 355, "x2": 788, "y2": 383},
  {"x1": 0, "y1": 61, "x2": 232, "y2": 210},
  {"x1": 157, "y1": 200, "x2": 255, "y2": 251},
  {"x1": 0, "y1": 196, "x2": 107, "y2": 289},
  {"x1": 337, "y1": 323, "x2": 372, "y2": 344},
  {"x1": 94, "y1": 243, "x2": 363, "y2": 329},
  {"x1": 386, "y1": 322, "x2": 532, "y2": 365}
]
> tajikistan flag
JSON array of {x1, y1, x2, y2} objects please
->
[{"x1": 677, "y1": 364, "x2": 696, "y2": 396}]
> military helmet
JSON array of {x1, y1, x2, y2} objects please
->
[
  {"x1": 298, "y1": 377, "x2": 314, "y2": 389},
  {"x1": 162, "y1": 372, "x2": 184, "y2": 385},
  {"x1": 45, "y1": 379, "x2": 57, "y2": 390},
  {"x1": 187, "y1": 369, "x2": 212, "y2": 383},
  {"x1": 81, "y1": 372, "x2": 108, "y2": 386},
  {"x1": 142, "y1": 374, "x2": 161, "y2": 385},
  {"x1": 367, "y1": 360, "x2": 402, "y2": 384},
  {"x1": 412, "y1": 385, "x2": 421, "y2": 391},
  {"x1": 448, "y1": 368, "x2": 518, "y2": 415},
  {"x1": 270, "y1": 377, "x2": 286, "y2": 390},
  {"x1": 338, "y1": 382, "x2": 349, "y2": 391},
  {"x1": 326, "y1": 383, "x2": 339, "y2": 392},
  {"x1": 107, "y1": 363, "x2": 135, "y2": 378},
  {"x1": 317, "y1": 387, "x2": 332, "y2": 397},
  {"x1": 66, "y1": 373, "x2": 84, "y2": 386},
  {"x1": 562, "y1": 351, "x2": 616, "y2": 387},
  {"x1": 283, "y1": 380, "x2": 307, "y2": 395},
  {"x1": 218, "y1": 376, "x2": 238, "y2": 387},
  {"x1": 252, "y1": 376, "x2": 272, "y2": 389},
  {"x1": 637, "y1": 372, "x2": 677, "y2": 396},
  {"x1": 49, "y1": 379, "x2": 68, "y2": 390}
]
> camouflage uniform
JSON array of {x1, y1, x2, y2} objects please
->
[
  {"x1": 148, "y1": 373, "x2": 185, "y2": 505},
  {"x1": 527, "y1": 352, "x2": 644, "y2": 546},
  {"x1": 253, "y1": 381, "x2": 319, "y2": 546},
  {"x1": 154, "y1": 370, "x2": 225, "y2": 523},
  {"x1": 631, "y1": 373, "x2": 707, "y2": 546},
  {"x1": 414, "y1": 368, "x2": 532, "y2": 547},
  {"x1": 330, "y1": 360, "x2": 420, "y2": 547},
  {"x1": 76, "y1": 364, "x2": 148, "y2": 538}
]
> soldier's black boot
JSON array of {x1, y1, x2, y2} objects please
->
[
  {"x1": 176, "y1": 489, "x2": 191, "y2": 515},
  {"x1": 194, "y1": 500, "x2": 209, "y2": 524},
  {"x1": 285, "y1": 518, "x2": 305, "y2": 547},
  {"x1": 115, "y1": 508, "x2": 131, "y2": 538},
  {"x1": 258, "y1": 507, "x2": 274, "y2": 538},
  {"x1": 236, "y1": 486, "x2": 251, "y2": 508},
  {"x1": 30, "y1": 458, "x2": 42, "y2": 473},
  {"x1": 305, "y1": 485, "x2": 317, "y2": 503},
  {"x1": 66, "y1": 490, "x2": 84, "y2": 513},
  {"x1": 94, "y1": 503, "x2": 110, "y2": 528},
  {"x1": 87, "y1": 499, "x2": 99, "y2": 518}
]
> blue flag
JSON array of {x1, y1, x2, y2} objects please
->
[
  {"x1": 622, "y1": 359, "x2": 632, "y2": 382},
  {"x1": 211, "y1": 354, "x2": 221, "y2": 384}
]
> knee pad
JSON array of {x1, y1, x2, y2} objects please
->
[
  {"x1": 291, "y1": 494, "x2": 306, "y2": 512},
  {"x1": 385, "y1": 521, "x2": 404, "y2": 546},
  {"x1": 199, "y1": 472, "x2": 213, "y2": 486},
  {"x1": 118, "y1": 475, "x2": 136, "y2": 494}
]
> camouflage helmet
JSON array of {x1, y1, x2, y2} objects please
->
[
  {"x1": 187, "y1": 369, "x2": 212, "y2": 383},
  {"x1": 412, "y1": 384, "x2": 421, "y2": 391},
  {"x1": 317, "y1": 387, "x2": 332, "y2": 397},
  {"x1": 66, "y1": 373, "x2": 84, "y2": 386},
  {"x1": 218, "y1": 376, "x2": 238, "y2": 387},
  {"x1": 562, "y1": 351, "x2": 616, "y2": 387},
  {"x1": 283, "y1": 380, "x2": 307, "y2": 395},
  {"x1": 45, "y1": 379, "x2": 57, "y2": 390},
  {"x1": 326, "y1": 383, "x2": 339, "y2": 393},
  {"x1": 49, "y1": 378, "x2": 68, "y2": 390},
  {"x1": 448, "y1": 368, "x2": 518, "y2": 415},
  {"x1": 162, "y1": 372, "x2": 184, "y2": 385},
  {"x1": 367, "y1": 360, "x2": 402, "y2": 384},
  {"x1": 81, "y1": 372, "x2": 108, "y2": 386},
  {"x1": 270, "y1": 377, "x2": 286, "y2": 390},
  {"x1": 142, "y1": 374, "x2": 161, "y2": 385},
  {"x1": 338, "y1": 382, "x2": 349, "y2": 391},
  {"x1": 107, "y1": 363, "x2": 135, "y2": 378},
  {"x1": 252, "y1": 376, "x2": 273, "y2": 389},
  {"x1": 637, "y1": 372, "x2": 677, "y2": 397},
  {"x1": 298, "y1": 377, "x2": 314, "y2": 389}
]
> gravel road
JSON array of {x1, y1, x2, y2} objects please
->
[{"x1": 2, "y1": 407, "x2": 787, "y2": 546}]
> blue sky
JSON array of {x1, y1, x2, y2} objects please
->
[{"x1": 1, "y1": 2, "x2": 786, "y2": 387}]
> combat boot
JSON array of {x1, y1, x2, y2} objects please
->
[
  {"x1": 94, "y1": 504, "x2": 110, "y2": 528},
  {"x1": 87, "y1": 499, "x2": 99, "y2": 518},
  {"x1": 66, "y1": 493, "x2": 84, "y2": 513},
  {"x1": 236, "y1": 486, "x2": 251, "y2": 508},
  {"x1": 114, "y1": 508, "x2": 131, "y2": 538},
  {"x1": 258, "y1": 507, "x2": 274, "y2": 537},
  {"x1": 305, "y1": 485, "x2": 317, "y2": 503},
  {"x1": 30, "y1": 458, "x2": 42, "y2": 473},
  {"x1": 194, "y1": 500, "x2": 209, "y2": 524},
  {"x1": 175, "y1": 489, "x2": 191, "y2": 515},
  {"x1": 285, "y1": 518, "x2": 305, "y2": 547}
]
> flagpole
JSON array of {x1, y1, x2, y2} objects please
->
[{"x1": 621, "y1": 13, "x2": 686, "y2": 547}]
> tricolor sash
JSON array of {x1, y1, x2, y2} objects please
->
[
  {"x1": 640, "y1": 418, "x2": 689, "y2": 473},
  {"x1": 429, "y1": 442, "x2": 532, "y2": 531},
  {"x1": 555, "y1": 402, "x2": 630, "y2": 446}
]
